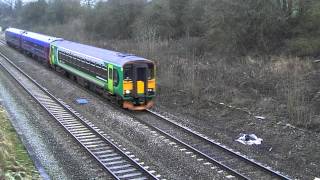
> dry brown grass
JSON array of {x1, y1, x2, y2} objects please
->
[
  {"x1": 26, "y1": 24, "x2": 320, "y2": 130},
  {"x1": 273, "y1": 58, "x2": 316, "y2": 128}
]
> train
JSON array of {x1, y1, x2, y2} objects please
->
[{"x1": 4, "y1": 27, "x2": 156, "y2": 110}]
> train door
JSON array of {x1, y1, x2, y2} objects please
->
[
  {"x1": 133, "y1": 64, "x2": 148, "y2": 97},
  {"x1": 19, "y1": 31, "x2": 26, "y2": 49},
  {"x1": 18, "y1": 34, "x2": 22, "y2": 49},
  {"x1": 50, "y1": 46, "x2": 54, "y2": 65},
  {"x1": 45, "y1": 46, "x2": 50, "y2": 64},
  {"x1": 50, "y1": 45, "x2": 58, "y2": 65},
  {"x1": 108, "y1": 64, "x2": 114, "y2": 94}
]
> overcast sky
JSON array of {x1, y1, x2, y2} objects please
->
[{"x1": 23, "y1": 0, "x2": 38, "y2": 2}]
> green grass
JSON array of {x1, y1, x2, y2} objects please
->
[{"x1": 0, "y1": 106, "x2": 40, "y2": 179}]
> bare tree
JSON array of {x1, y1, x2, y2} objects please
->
[
  {"x1": 1, "y1": 0, "x2": 14, "y2": 8},
  {"x1": 82, "y1": 0, "x2": 95, "y2": 7}
]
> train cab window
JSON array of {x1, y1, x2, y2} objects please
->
[
  {"x1": 137, "y1": 67, "x2": 147, "y2": 81},
  {"x1": 113, "y1": 69, "x2": 119, "y2": 86},
  {"x1": 148, "y1": 64, "x2": 155, "y2": 79},
  {"x1": 124, "y1": 65, "x2": 132, "y2": 80}
]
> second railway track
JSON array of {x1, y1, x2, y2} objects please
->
[
  {"x1": 128, "y1": 110, "x2": 292, "y2": 180},
  {"x1": 0, "y1": 41, "x2": 159, "y2": 180}
]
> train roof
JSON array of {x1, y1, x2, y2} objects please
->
[
  {"x1": 21, "y1": 31, "x2": 62, "y2": 44},
  {"x1": 5, "y1": 27, "x2": 25, "y2": 35},
  {"x1": 52, "y1": 40, "x2": 150, "y2": 67}
]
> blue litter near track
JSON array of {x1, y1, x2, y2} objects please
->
[{"x1": 76, "y1": 98, "x2": 88, "y2": 104}]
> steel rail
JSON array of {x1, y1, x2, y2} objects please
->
[{"x1": 0, "y1": 44, "x2": 158, "y2": 180}]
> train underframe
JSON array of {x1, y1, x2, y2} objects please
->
[{"x1": 122, "y1": 99, "x2": 154, "y2": 111}]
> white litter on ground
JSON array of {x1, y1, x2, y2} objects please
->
[
  {"x1": 314, "y1": 177, "x2": 320, "y2": 180},
  {"x1": 236, "y1": 133, "x2": 263, "y2": 145},
  {"x1": 254, "y1": 116, "x2": 266, "y2": 120},
  {"x1": 285, "y1": 123, "x2": 296, "y2": 128}
]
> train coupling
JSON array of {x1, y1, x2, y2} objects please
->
[{"x1": 123, "y1": 101, "x2": 154, "y2": 111}]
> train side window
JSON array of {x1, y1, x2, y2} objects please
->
[
  {"x1": 100, "y1": 69, "x2": 108, "y2": 79},
  {"x1": 113, "y1": 69, "x2": 119, "y2": 86},
  {"x1": 108, "y1": 68, "x2": 113, "y2": 80},
  {"x1": 58, "y1": 52, "x2": 62, "y2": 61}
]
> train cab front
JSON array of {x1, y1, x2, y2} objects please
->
[{"x1": 122, "y1": 61, "x2": 156, "y2": 110}]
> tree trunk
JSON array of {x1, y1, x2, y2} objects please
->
[{"x1": 287, "y1": 0, "x2": 293, "y2": 15}]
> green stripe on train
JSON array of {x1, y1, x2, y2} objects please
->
[
  {"x1": 58, "y1": 63, "x2": 106, "y2": 88},
  {"x1": 50, "y1": 44, "x2": 124, "y2": 98}
]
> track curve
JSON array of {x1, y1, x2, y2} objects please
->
[{"x1": 0, "y1": 42, "x2": 159, "y2": 180}]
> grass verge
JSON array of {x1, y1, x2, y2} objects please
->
[{"x1": 0, "y1": 106, "x2": 40, "y2": 179}]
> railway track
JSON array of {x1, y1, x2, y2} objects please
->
[
  {"x1": 126, "y1": 109, "x2": 292, "y2": 180},
  {"x1": 0, "y1": 41, "x2": 159, "y2": 180}
]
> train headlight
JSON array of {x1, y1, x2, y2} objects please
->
[
  {"x1": 148, "y1": 88, "x2": 153, "y2": 92},
  {"x1": 125, "y1": 90, "x2": 131, "y2": 94}
]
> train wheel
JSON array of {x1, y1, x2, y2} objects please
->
[
  {"x1": 51, "y1": 64, "x2": 56, "y2": 70},
  {"x1": 116, "y1": 96, "x2": 123, "y2": 107},
  {"x1": 88, "y1": 82, "x2": 96, "y2": 92},
  {"x1": 70, "y1": 74, "x2": 77, "y2": 82},
  {"x1": 65, "y1": 71, "x2": 70, "y2": 78}
]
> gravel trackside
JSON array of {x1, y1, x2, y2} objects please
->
[{"x1": 0, "y1": 57, "x2": 113, "y2": 179}]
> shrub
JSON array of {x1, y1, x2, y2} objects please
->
[{"x1": 286, "y1": 37, "x2": 320, "y2": 57}]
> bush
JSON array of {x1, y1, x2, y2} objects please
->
[
  {"x1": 286, "y1": 37, "x2": 320, "y2": 57},
  {"x1": 204, "y1": 0, "x2": 288, "y2": 56},
  {"x1": 286, "y1": 1, "x2": 320, "y2": 57}
]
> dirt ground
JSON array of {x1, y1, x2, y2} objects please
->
[{"x1": 154, "y1": 85, "x2": 320, "y2": 179}]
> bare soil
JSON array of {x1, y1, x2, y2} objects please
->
[{"x1": 154, "y1": 84, "x2": 320, "y2": 179}]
